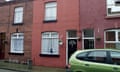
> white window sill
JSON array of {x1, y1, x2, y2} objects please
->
[{"x1": 106, "y1": 14, "x2": 120, "y2": 19}]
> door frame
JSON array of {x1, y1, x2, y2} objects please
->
[{"x1": 66, "y1": 37, "x2": 78, "y2": 65}]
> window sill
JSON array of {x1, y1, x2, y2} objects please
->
[
  {"x1": 105, "y1": 15, "x2": 120, "y2": 19},
  {"x1": 39, "y1": 54, "x2": 60, "y2": 57},
  {"x1": 13, "y1": 23, "x2": 24, "y2": 25},
  {"x1": 9, "y1": 52, "x2": 24, "y2": 55},
  {"x1": 43, "y1": 20, "x2": 57, "y2": 23}
]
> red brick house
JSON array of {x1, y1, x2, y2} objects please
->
[
  {"x1": 32, "y1": 0, "x2": 81, "y2": 68},
  {"x1": 0, "y1": 0, "x2": 33, "y2": 64},
  {"x1": 80, "y1": 0, "x2": 120, "y2": 49}
]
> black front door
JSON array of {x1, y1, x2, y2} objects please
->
[{"x1": 68, "y1": 39, "x2": 77, "y2": 60}]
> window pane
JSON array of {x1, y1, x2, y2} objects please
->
[
  {"x1": 14, "y1": 12, "x2": 23, "y2": 23},
  {"x1": 46, "y1": 2, "x2": 57, "y2": 7},
  {"x1": 105, "y1": 43, "x2": 116, "y2": 49},
  {"x1": 110, "y1": 51, "x2": 120, "y2": 65},
  {"x1": 83, "y1": 29, "x2": 94, "y2": 37},
  {"x1": 41, "y1": 32, "x2": 59, "y2": 55},
  {"x1": 118, "y1": 32, "x2": 120, "y2": 41},
  {"x1": 107, "y1": 0, "x2": 114, "y2": 5},
  {"x1": 13, "y1": 39, "x2": 23, "y2": 51},
  {"x1": 106, "y1": 31, "x2": 115, "y2": 41},
  {"x1": 14, "y1": 7, "x2": 23, "y2": 23},
  {"x1": 45, "y1": 2, "x2": 57, "y2": 20},
  {"x1": 116, "y1": 43, "x2": 120, "y2": 49},
  {"x1": 41, "y1": 38, "x2": 49, "y2": 54},
  {"x1": 11, "y1": 33, "x2": 24, "y2": 53},
  {"x1": 107, "y1": 0, "x2": 120, "y2": 15},
  {"x1": 84, "y1": 39, "x2": 94, "y2": 49},
  {"x1": 51, "y1": 38, "x2": 59, "y2": 54},
  {"x1": 51, "y1": 32, "x2": 58, "y2": 37},
  {"x1": 105, "y1": 43, "x2": 120, "y2": 49},
  {"x1": 45, "y1": 8, "x2": 56, "y2": 20},
  {"x1": 68, "y1": 30, "x2": 77, "y2": 37},
  {"x1": 45, "y1": 8, "x2": 52, "y2": 18},
  {"x1": 42, "y1": 33, "x2": 49, "y2": 38},
  {"x1": 111, "y1": 6, "x2": 120, "y2": 12}
]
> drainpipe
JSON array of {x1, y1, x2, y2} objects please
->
[{"x1": 78, "y1": 0, "x2": 82, "y2": 48}]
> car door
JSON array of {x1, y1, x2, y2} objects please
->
[
  {"x1": 108, "y1": 51, "x2": 120, "y2": 72},
  {"x1": 83, "y1": 50, "x2": 113, "y2": 72}
]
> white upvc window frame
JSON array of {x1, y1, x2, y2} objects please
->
[
  {"x1": 104, "y1": 29, "x2": 120, "y2": 49},
  {"x1": 41, "y1": 32, "x2": 59, "y2": 55},
  {"x1": 14, "y1": 7, "x2": 24, "y2": 24},
  {"x1": 11, "y1": 33, "x2": 24, "y2": 53},
  {"x1": 82, "y1": 29, "x2": 95, "y2": 49},
  {"x1": 44, "y1": 2, "x2": 57, "y2": 21},
  {"x1": 5, "y1": 0, "x2": 12, "y2": 2},
  {"x1": 107, "y1": 0, "x2": 120, "y2": 16}
]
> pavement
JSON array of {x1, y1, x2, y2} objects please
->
[
  {"x1": 0, "y1": 66, "x2": 66, "y2": 72},
  {"x1": 0, "y1": 61, "x2": 66, "y2": 72},
  {"x1": 0, "y1": 69, "x2": 17, "y2": 72}
]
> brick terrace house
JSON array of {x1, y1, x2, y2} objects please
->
[
  {"x1": 0, "y1": 0, "x2": 33, "y2": 64},
  {"x1": 32, "y1": 0, "x2": 81, "y2": 68},
  {"x1": 80, "y1": 0, "x2": 120, "y2": 49}
]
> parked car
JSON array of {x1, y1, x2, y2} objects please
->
[{"x1": 69, "y1": 49, "x2": 120, "y2": 72}]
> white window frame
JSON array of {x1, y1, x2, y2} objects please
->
[
  {"x1": 82, "y1": 29, "x2": 95, "y2": 49},
  {"x1": 104, "y1": 29, "x2": 120, "y2": 49},
  {"x1": 44, "y1": 2, "x2": 57, "y2": 21},
  {"x1": 14, "y1": 7, "x2": 24, "y2": 24},
  {"x1": 5, "y1": 0, "x2": 12, "y2": 2},
  {"x1": 11, "y1": 33, "x2": 24, "y2": 53},
  {"x1": 107, "y1": 0, "x2": 120, "y2": 16},
  {"x1": 41, "y1": 32, "x2": 59, "y2": 55}
]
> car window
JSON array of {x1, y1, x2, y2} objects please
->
[
  {"x1": 110, "y1": 51, "x2": 120, "y2": 65},
  {"x1": 86, "y1": 51, "x2": 107, "y2": 63},
  {"x1": 76, "y1": 52, "x2": 88, "y2": 60}
]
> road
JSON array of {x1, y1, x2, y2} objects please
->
[{"x1": 0, "y1": 69, "x2": 17, "y2": 72}]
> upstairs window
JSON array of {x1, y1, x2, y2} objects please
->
[
  {"x1": 107, "y1": 0, "x2": 120, "y2": 16},
  {"x1": 44, "y1": 2, "x2": 57, "y2": 21},
  {"x1": 14, "y1": 7, "x2": 24, "y2": 24}
]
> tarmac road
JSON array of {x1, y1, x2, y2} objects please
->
[{"x1": 0, "y1": 69, "x2": 17, "y2": 72}]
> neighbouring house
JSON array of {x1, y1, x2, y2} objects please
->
[
  {"x1": 0, "y1": 0, "x2": 33, "y2": 64},
  {"x1": 32, "y1": 0, "x2": 81, "y2": 68},
  {"x1": 80, "y1": 0, "x2": 120, "y2": 49}
]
